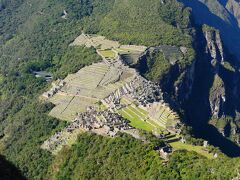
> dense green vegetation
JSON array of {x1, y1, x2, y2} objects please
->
[
  {"x1": 25, "y1": 46, "x2": 101, "y2": 79},
  {"x1": 0, "y1": 0, "x2": 93, "y2": 74},
  {"x1": 47, "y1": 133, "x2": 240, "y2": 179},
  {"x1": 47, "y1": 133, "x2": 163, "y2": 179},
  {"x1": 1, "y1": 101, "x2": 66, "y2": 178},
  {"x1": 52, "y1": 46, "x2": 100, "y2": 79},
  {"x1": 0, "y1": 46, "x2": 101, "y2": 178},
  {"x1": 0, "y1": 0, "x2": 239, "y2": 179},
  {"x1": 0, "y1": 0, "x2": 195, "y2": 77},
  {"x1": 0, "y1": 0, "x2": 100, "y2": 178},
  {"x1": 0, "y1": 1, "x2": 101, "y2": 177},
  {"x1": 98, "y1": 0, "x2": 192, "y2": 46},
  {"x1": 144, "y1": 51, "x2": 171, "y2": 81}
]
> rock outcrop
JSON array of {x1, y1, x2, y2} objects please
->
[
  {"x1": 226, "y1": 0, "x2": 240, "y2": 28},
  {"x1": 183, "y1": 24, "x2": 240, "y2": 145},
  {"x1": 202, "y1": 27, "x2": 226, "y2": 118},
  {"x1": 204, "y1": 28, "x2": 224, "y2": 66},
  {"x1": 180, "y1": 0, "x2": 240, "y2": 60},
  {"x1": 209, "y1": 74, "x2": 225, "y2": 118}
]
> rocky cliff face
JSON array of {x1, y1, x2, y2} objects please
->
[
  {"x1": 226, "y1": 0, "x2": 240, "y2": 27},
  {"x1": 203, "y1": 28, "x2": 226, "y2": 117},
  {"x1": 174, "y1": 0, "x2": 240, "y2": 148},
  {"x1": 204, "y1": 29, "x2": 224, "y2": 66},
  {"x1": 134, "y1": 0, "x2": 240, "y2": 148},
  {"x1": 184, "y1": 25, "x2": 240, "y2": 145},
  {"x1": 179, "y1": 0, "x2": 240, "y2": 60},
  {"x1": 206, "y1": 29, "x2": 240, "y2": 144},
  {"x1": 209, "y1": 74, "x2": 225, "y2": 118},
  {"x1": 172, "y1": 60, "x2": 196, "y2": 107}
]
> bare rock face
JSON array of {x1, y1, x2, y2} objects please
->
[
  {"x1": 226, "y1": 0, "x2": 240, "y2": 28},
  {"x1": 202, "y1": 26, "x2": 240, "y2": 143},
  {"x1": 177, "y1": 1, "x2": 240, "y2": 145},
  {"x1": 180, "y1": 0, "x2": 240, "y2": 60},
  {"x1": 203, "y1": 28, "x2": 226, "y2": 117},
  {"x1": 203, "y1": 28, "x2": 224, "y2": 68},
  {"x1": 174, "y1": 60, "x2": 195, "y2": 103},
  {"x1": 209, "y1": 74, "x2": 225, "y2": 118}
]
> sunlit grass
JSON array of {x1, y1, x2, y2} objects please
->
[
  {"x1": 170, "y1": 141, "x2": 214, "y2": 159},
  {"x1": 98, "y1": 49, "x2": 116, "y2": 58},
  {"x1": 118, "y1": 109, "x2": 154, "y2": 131}
]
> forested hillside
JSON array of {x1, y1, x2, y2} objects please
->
[
  {"x1": 0, "y1": 0, "x2": 240, "y2": 179},
  {"x1": 47, "y1": 133, "x2": 240, "y2": 179}
]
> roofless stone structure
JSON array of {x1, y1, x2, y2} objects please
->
[{"x1": 41, "y1": 33, "x2": 181, "y2": 154}]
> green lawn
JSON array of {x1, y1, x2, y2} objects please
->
[
  {"x1": 98, "y1": 50, "x2": 116, "y2": 58},
  {"x1": 169, "y1": 141, "x2": 214, "y2": 159},
  {"x1": 147, "y1": 119, "x2": 165, "y2": 130},
  {"x1": 114, "y1": 48, "x2": 131, "y2": 54},
  {"x1": 118, "y1": 109, "x2": 154, "y2": 131},
  {"x1": 119, "y1": 96, "x2": 164, "y2": 131},
  {"x1": 135, "y1": 106, "x2": 149, "y2": 116},
  {"x1": 128, "y1": 105, "x2": 147, "y2": 117}
]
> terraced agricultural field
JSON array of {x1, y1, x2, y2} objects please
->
[
  {"x1": 47, "y1": 34, "x2": 180, "y2": 129},
  {"x1": 118, "y1": 96, "x2": 164, "y2": 131},
  {"x1": 169, "y1": 141, "x2": 214, "y2": 159},
  {"x1": 98, "y1": 49, "x2": 116, "y2": 58},
  {"x1": 70, "y1": 33, "x2": 120, "y2": 49},
  {"x1": 119, "y1": 96, "x2": 179, "y2": 130},
  {"x1": 118, "y1": 109, "x2": 154, "y2": 131},
  {"x1": 42, "y1": 33, "x2": 183, "y2": 155},
  {"x1": 46, "y1": 60, "x2": 137, "y2": 121},
  {"x1": 158, "y1": 45, "x2": 183, "y2": 64},
  {"x1": 115, "y1": 46, "x2": 147, "y2": 65},
  {"x1": 49, "y1": 95, "x2": 98, "y2": 121},
  {"x1": 147, "y1": 102, "x2": 180, "y2": 128},
  {"x1": 120, "y1": 53, "x2": 142, "y2": 65},
  {"x1": 115, "y1": 48, "x2": 131, "y2": 54},
  {"x1": 120, "y1": 45, "x2": 147, "y2": 52}
]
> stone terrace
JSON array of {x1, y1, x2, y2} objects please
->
[{"x1": 41, "y1": 33, "x2": 182, "y2": 154}]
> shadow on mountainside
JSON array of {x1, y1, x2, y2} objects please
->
[
  {"x1": 179, "y1": 0, "x2": 240, "y2": 60},
  {"x1": 194, "y1": 125, "x2": 240, "y2": 157},
  {"x1": 219, "y1": 0, "x2": 228, "y2": 6},
  {"x1": 0, "y1": 155, "x2": 26, "y2": 180},
  {"x1": 184, "y1": 29, "x2": 240, "y2": 157}
]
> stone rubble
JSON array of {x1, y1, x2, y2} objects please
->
[
  {"x1": 42, "y1": 80, "x2": 65, "y2": 98},
  {"x1": 42, "y1": 106, "x2": 132, "y2": 151},
  {"x1": 42, "y1": 33, "x2": 182, "y2": 153}
]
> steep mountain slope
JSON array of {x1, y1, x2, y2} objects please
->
[
  {"x1": 182, "y1": 25, "x2": 240, "y2": 156},
  {"x1": 0, "y1": 155, "x2": 25, "y2": 179},
  {"x1": 179, "y1": 0, "x2": 240, "y2": 60},
  {"x1": 0, "y1": 0, "x2": 195, "y2": 178},
  {"x1": 0, "y1": 0, "x2": 240, "y2": 178},
  {"x1": 47, "y1": 133, "x2": 240, "y2": 180},
  {"x1": 176, "y1": 0, "x2": 240, "y2": 150},
  {"x1": 226, "y1": 0, "x2": 240, "y2": 26}
]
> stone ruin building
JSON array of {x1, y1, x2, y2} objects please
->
[
  {"x1": 41, "y1": 33, "x2": 183, "y2": 153},
  {"x1": 42, "y1": 80, "x2": 65, "y2": 98},
  {"x1": 42, "y1": 106, "x2": 133, "y2": 152}
]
